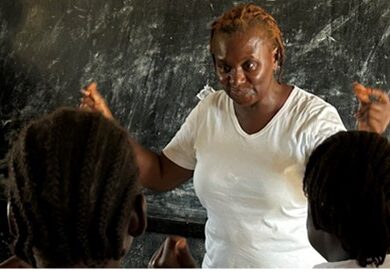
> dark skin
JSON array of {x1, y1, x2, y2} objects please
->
[
  {"x1": 306, "y1": 206, "x2": 351, "y2": 263},
  {"x1": 212, "y1": 26, "x2": 293, "y2": 134}
]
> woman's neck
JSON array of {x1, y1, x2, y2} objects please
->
[{"x1": 233, "y1": 83, "x2": 293, "y2": 134}]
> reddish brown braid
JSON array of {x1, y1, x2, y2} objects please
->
[{"x1": 210, "y1": 3, "x2": 286, "y2": 82}]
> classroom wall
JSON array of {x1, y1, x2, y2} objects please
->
[{"x1": 1, "y1": 0, "x2": 389, "y2": 267}]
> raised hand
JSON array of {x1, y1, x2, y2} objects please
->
[
  {"x1": 148, "y1": 235, "x2": 197, "y2": 268},
  {"x1": 79, "y1": 82, "x2": 114, "y2": 120},
  {"x1": 353, "y1": 82, "x2": 390, "y2": 134}
]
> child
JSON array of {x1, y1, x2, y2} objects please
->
[
  {"x1": 0, "y1": 108, "x2": 146, "y2": 267},
  {"x1": 303, "y1": 131, "x2": 390, "y2": 268}
]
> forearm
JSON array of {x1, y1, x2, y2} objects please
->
[{"x1": 130, "y1": 139, "x2": 193, "y2": 192}]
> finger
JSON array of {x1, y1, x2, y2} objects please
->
[
  {"x1": 148, "y1": 244, "x2": 164, "y2": 268},
  {"x1": 82, "y1": 82, "x2": 105, "y2": 103},
  {"x1": 355, "y1": 111, "x2": 366, "y2": 120},
  {"x1": 370, "y1": 88, "x2": 390, "y2": 103},
  {"x1": 161, "y1": 236, "x2": 179, "y2": 259},
  {"x1": 176, "y1": 238, "x2": 197, "y2": 268},
  {"x1": 356, "y1": 103, "x2": 369, "y2": 119},
  {"x1": 85, "y1": 82, "x2": 104, "y2": 102},
  {"x1": 353, "y1": 82, "x2": 371, "y2": 103},
  {"x1": 79, "y1": 103, "x2": 93, "y2": 112},
  {"x1": 81, "y1": 97, "x2": 95, "y2": 108},
  {"x1": 83, "y1": 81, "x2": 97, "y2": 92},
  {"x1": 80, "y1": 89, "x2": 90, "y2": 96},
  {"x1": 367, "y1": 104, "x2": 390, "y2": 120}
]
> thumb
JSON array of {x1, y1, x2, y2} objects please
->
[
  {"x1": 85, "y1": 82, "x2": 105, "y2": 103},
  {"x1": 176, "y1": 238, "x2": 197, "y2": 268}
]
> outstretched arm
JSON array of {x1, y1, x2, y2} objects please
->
[{"x1": 79, "y1": 82, "x2": 193, "y2": 191}]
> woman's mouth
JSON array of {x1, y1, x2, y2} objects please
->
[{"x1": 229, "y1": 88, "x2": 254, "y2": 97}]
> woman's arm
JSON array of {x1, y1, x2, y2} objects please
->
[
  {"x1": 132, "y1": 141, "x2": 193, "y2": 191},
  {"x1": 80, "y1": 82, "x2": 193, "y2": 191}
]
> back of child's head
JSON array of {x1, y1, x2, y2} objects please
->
[
  {"x1": 5, "y1": 107, "x2": 140, "y2": 267},
  {"x1": 303, "y1": 131, "x2": 390, "y2": 267}
]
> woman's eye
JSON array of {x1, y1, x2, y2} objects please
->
[
  {"x1": 218, "y1": 64, "x2": 231, "y2": 73},
  {"x1": 243, "y1": 61, "x2": 257, "y2": 71}
]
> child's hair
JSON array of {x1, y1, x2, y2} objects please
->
[
  {"x1": 303, "y1": 131, "x2": 390, "y2": 267},
  {"x1": 5, "y1": 107, "x2": 139, "y2": 267},
  {"x1": 209, "y1": 3, "x2": 285, "y2": 82}
]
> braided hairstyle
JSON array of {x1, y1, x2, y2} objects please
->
[
  {"x1": 303, "y1": 131, "x2": 390, "y2": 267},
  {"x1": 210, "y1": 3, "x2": 286, "y2": 82},
  {"x1": 5, "y1": 107, "x2": 139, "y2": 267}
]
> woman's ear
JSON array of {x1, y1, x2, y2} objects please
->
[
  {"x1": 272, "y1": 47, "x2": 279, "y2": 71},
  {"x1": 128, "y1": 193, "x2": 147, "y2": 237}
]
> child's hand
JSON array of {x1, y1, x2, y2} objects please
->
[
  {"x1": 353, "y1": 82, "x2": 390, "y2": 134},
  {"x1": 79, "y1": 82, "x2": 114, "y2": 120},
  {"x1": 148, "y1": 235, "x2": 197, "y2": 268}
]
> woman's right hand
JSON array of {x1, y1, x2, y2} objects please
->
[{"x1": 79, "y1": 82, "x2": 114, "y2": 120}]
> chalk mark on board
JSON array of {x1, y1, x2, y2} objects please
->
[
  {"x1": 358, "y1": 24, "x2": 390, "y2": 78},
  {"x1": 296, "y1": 2, "x2": 366, "y2": 56}
]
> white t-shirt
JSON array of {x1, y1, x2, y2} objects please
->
[
  {"x1": 163, "y1": 86, "x2": 346, "y2": 268},
  {"x1": 314, "y1": 255, "x2": 390, "y2": 268}
]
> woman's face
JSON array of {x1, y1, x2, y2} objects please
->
[{"x1": 212, "y1": 26, "x2": 278, "y2": 107}]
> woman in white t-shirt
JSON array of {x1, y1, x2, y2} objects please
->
[{"x1": 80, "y1": 3, "x2": 390, "y2": 268}]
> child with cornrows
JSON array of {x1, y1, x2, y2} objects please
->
[
  {"x1": 0, "y1": 108, "x2": 146, "y2": 267},
  {"x1": 80, "y1": 3, "x2": 390, "y2": 267},
  {"x1": 304, "y1": 131, "x2": 390, "y2": 268}
]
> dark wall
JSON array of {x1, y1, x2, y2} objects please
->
[{"x1": 1, "y1": 0, "x2": 389, "y2": 267}]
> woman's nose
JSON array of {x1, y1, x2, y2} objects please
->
[{"x1": 228, "y1": 68, "x2": 246, "y2": 86}]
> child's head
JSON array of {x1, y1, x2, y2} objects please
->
[
  {"x1": 209, "y1": 3, "x2": 285, "y2": 82},
  {"x1": 5, "y1": 107, "x2": 146, "y2": 267},
  {"x1": 303, "y1": 131, "x2": 390, "y2": 267}
]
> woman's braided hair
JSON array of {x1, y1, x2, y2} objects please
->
[
  {"x1": 303, "y1": 131, "x2": 390, "y2": 267},
  {"x1": 210, "y1": 3, "x2": 286, "y2": 82},
  {"x1": 6, "y1": 107, "x2": 139, "y2": 267}
]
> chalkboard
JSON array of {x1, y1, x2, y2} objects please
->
[{"x1": 1, "y1": 0, "x2": 390, "y2": 265}]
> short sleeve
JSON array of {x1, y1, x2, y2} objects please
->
[
  {"x1": 162, "y1": 102, "x2": 202, "y2": 170},
  {"x1": 305, "y1": 104, "x2": 346, "y2": 161}
]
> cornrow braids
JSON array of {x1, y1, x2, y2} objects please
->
[
  {"x1": 303, "y1": 131, "x2": 390, "y2": 267},
  {"x1": 5, "y1": 107, "x2": 140, "y2": 267},
  {"x1": 210, "y1": 3, "x2": 286, "y2": 82}
]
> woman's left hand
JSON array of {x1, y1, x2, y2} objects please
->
[{"x1": 354, "y1": 83, "x2": 390, "y2": 134}]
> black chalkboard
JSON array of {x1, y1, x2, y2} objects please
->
[{"x1": 1, "y1": 0, "x2": 390, "y2": 264}]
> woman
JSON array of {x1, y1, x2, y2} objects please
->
[{"x1": 80, "y1": 3, "x2": 390, "y2": 267}]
